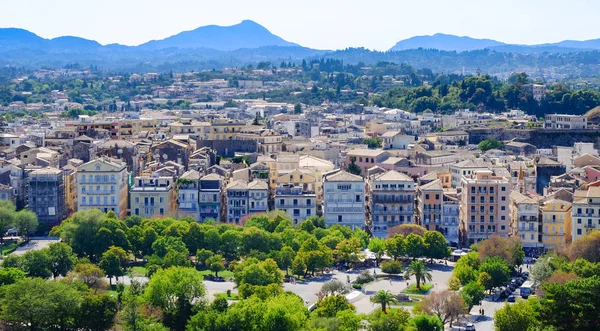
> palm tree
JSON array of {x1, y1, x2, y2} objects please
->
[
  {"x1": 404, "y1": 260, "x2": 433, "y2": 289},
  {"x1": 370, "y1": 290, "x2": 397, "y2": 313}
]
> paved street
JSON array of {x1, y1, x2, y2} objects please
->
[{"x1": 8, "y1": 237, "x2": 60, "y2": 256}]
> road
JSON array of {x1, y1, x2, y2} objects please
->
[{"x1": 8, "y1": 237, "x2": 60, "y2": 256}]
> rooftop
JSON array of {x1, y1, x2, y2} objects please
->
[{"x1": 324, "y1": 170, "x2": 364, "y2": 182}]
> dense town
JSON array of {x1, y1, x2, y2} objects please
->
[{"x1": 0, "y1": 65, "x2": 599, "y2": 331}]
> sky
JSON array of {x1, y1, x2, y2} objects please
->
[{"x1": 2, "y1": 0, "x2": 600, "y2": 51}]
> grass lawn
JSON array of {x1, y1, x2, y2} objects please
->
[
  {"x1": 1, "y1": 242, "x2": 18, "y2": 255},
  {"x1": 198, "y1": 269, "x2": 234, "y2": 278},
  {"x1": 216, "y1": 292, "x2": 240, "y2": 300},
  {"x1": 107, "y1": 284, "x2": 130, "y2": 298},
  {"x1": 130, "y1": 266, "x2": 148, "y2": 277},
  {"x1": 402, "y1": 283, "x2": 433, "y2": 295}
]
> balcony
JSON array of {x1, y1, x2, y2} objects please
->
[{"x1": 278, "y1": 203, "x2": 313, "y2": 208}]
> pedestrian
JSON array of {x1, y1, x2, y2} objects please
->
[
  {"x1": 390, "y1": 278, "x2": 393, "y2": 285},
  {"x1": 482, "y1": 309, "x2": 485, "y2": 316}
]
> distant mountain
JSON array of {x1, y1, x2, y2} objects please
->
[
  {"x1": 49, "y1": 36, "x2": 101, "y2": 51},
  {"x1": 0, "y1": 28, "x2": 46, "y2": 49},
  {"x1": 139, "y1": 20, "x2": 298, "y2": 51},
  {"x1": 551, "y1": 38, "x2": 600, "y2": 49},
  {"x1": 389, "y1": 33, "x2": 505, "y2": 52}
]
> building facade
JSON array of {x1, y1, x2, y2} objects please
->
[
  {"x1": 323, "y1": 170, "x2": 365, "y2": 230},
  {"x1": 275, "y1": 184, "x2": 316, "y2": 225},
  {"x1": 509, "y1": 191, "x2": 541, "y2": 248},
  {"x1": 226, "y1": 180, "x2": 249, "y2": 224},
  {"x1": 460, "y1": 170, "x2": 511, "y2": 245},
  {"x1": 541, "y1": 199, "x2": 572, "y2": 248},
  {"x1": 571, "y1": 187, "x2": 600, "y2": 242},
  {"x1": 28, "y1": 168, "x2": 65, "y2": 224},
  {"x1": 199, "y1": 174, "x2": 223, "y2": 222},
  {"x1": 369, "y1": 170, "x2": 415, "y2": 238},
  {"x1": 130, "y1": 176, "x2": 177, "y2": 218},
  {"x1": 248, "y1": 180, "x2": 269, "y2": 214},
  {"x1": 417, "y1": 179, "x2": 443, "y2": 232},
  {"x1": 177, "y1": 170, "x2": 201, "y2": 219},
  {"x1": 77, "y1": 157, "x2": 128, "y2": 219},
  {"x1": 544, "y1": 114, "x2": 587, "y2": 130}
]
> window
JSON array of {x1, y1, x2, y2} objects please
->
[
  {"x1": 435, "y1": 194, "x2": 440, "y2": 200},
  {"x1": 82, "y1": 186, "x2": 86, "y2": 193},
  {"x1": 577, "y1": 229, "x2": 582, "y2": 235},
  {"x1": 501, "y1": 186, "x2": 506, "y2": 192},
  {"x1": 159, "y1": 197, "x2": 164, "y2": 204},
  {"x1": 81, "y1": 197, "x2": 86, "y2": 204},
  {"x1": 338, "y1": 184, "x2": 351, "y2": 191},
  {"x1": 306, "y1": 199, "x2": 312, "y2": 205},
  {"x1": 471, "y1": 187, "x2": 476, "y2": 194},
  {"x1": 355, "y1": 195, "x2": 361, "y2": 202},
  {"x1": 338, "y1": 215, "x2": 342, "y2": 223},
  {"x1": 159, "y1": 208, "x2": 164, "y2": 215},
  {"x1": 306, "y1": 209, "x2": 311, "y2": 216},
  {"x1": 501, "y1": 216, "x2": 505, "y2": 220},
  {"x1": 134, "y1": 208, "x2": 139, "y2": 215},
  {"x1": 490, "y1": 187, "x2": 495, "y2": 194},
  {"x1": 471, "y1": 197, "x2": 475, "y2": 203},
  {"x1": 425, "y1": 194, "x2": 430, "y2": 199},
  {"x1": 501, "y1": 196, "x2": 506, "y2": 201},
  {"x1": 135, "y1": 197, "x2": 139, "y2": 204},
  {"x1": 501, "y1": 225, "x2": 506, "y2": 230},
  {"x1": 501, "y1": 206, "x2": 506, "y2": 211},
  {"x1": 293, "y1": 209, "x2": 300, "y2": 216},
  {"x1": 279, "y1": 199, "x2": 284, "y2": 206}
]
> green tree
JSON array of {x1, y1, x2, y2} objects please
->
[
  {"x1": 291, "y1": 255, "x2": 307, "y2": 278},
  {"x1": 478, "y1": 272, "x2": 494, "y2": 293},
  {"x1": 48, "y1": 242, "x2": 77, "y2": 277},
  {"x1": 0, "y1": 267, "x2": 25, "y2": 286},
  {"x1": 368, "y1": 308, "x2": 411, "y2": 331},
  {"x1": 368, "y1": 237, "x2": 386, "y2": 266},
  {"x1": 478, "y1": 139, "x2": 503, "y2": 152},
  {"x1": 531, "y1": 255, "x2": 555, "y2": 286},
  {"x1": 404, "y1": 233, "x2": 425, "y2": 260},
  {"x1": 206, "y1": 254, "x2": 225, "y2": 277},
  {"x1": 0, "y1": 203, "x2": 16, "y2": 244},
  {"x1": 404, "y1": 260, "x2": 432, "y2": 289},
  {"x1": 22, "y1": 249, "x2": 52, "y2": 278},
  {"x1": 423, "y1": 231, "x2": 450, "y2": 259},
  {"x1": 99, "y1": 246, "x2": 128, "y2": 285},
  {"x1": 381, "y1": 260, "x2": 403, "y2": 275},
  {"x1": 494, "y1": 300, "x2": 539, "y2": 331},
  {"x1": 59, "y1": 209, "x2": 106, "y2": 260},
  {"x1": 78, "y1": 294, "x2": 118, "y2": 331},
  {"x1": 479, "y1": 256, "x2": 510, "y2": 290},
  {"x1": 294, "y1": 103, "x2": 303, "y2": 114},
  {"x1": 314, "y1": 294, "x2": 356, "y2": 318},
  {"x1": 196, "y1": 249, "x2": 214, "y2": 268},
  {"x1": 362, "y1": 137, "x2": 382, "y2": 149},
  {"x1": 460, "y1": 281, "x2": 485, "y2": 310},
  {"x1": 144, "y1": 267, "x2": 206, "y2": 331},
  {"x1": 346, "y1": 157, "x2": 362, "y2": 176},
  {"x1": 68, "y1": 263, "x2": 107, "y2": 290},
  {"x1": 0, "y1": 278, "x2": 82, "y2": 330},
  {"x1": 411, "y1": 314, "x2": 444, "y2": 331},
  {"x1": 370, "y1": 290, "x2": 397, "y2": 313},
  {"x1": 277, "y1": 245, "x2": 295, "y2": 275},
  {"x1": 14, "y1": 210, "x2": 38, "y2": 240},
  {"x1": 385, "y1": 234, "x2": 405, "y2": 260}
]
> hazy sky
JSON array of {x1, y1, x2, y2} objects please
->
[{"x1": 2, "y1": 0, "x2": 599, "y2": 50}]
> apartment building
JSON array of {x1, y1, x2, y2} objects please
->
[
  {"x1": 460, "y1": 170, "x2": 511, "y2": 245},
  {"x1": 248, "y1": 180, "x2": 269, "y2": 214},
  {"x1": 235, "y1": 128, "x2": 283, "y2": 154},
  {"x1": 28, "y1": 168, "x2": 65, "y2": 224},
  {"x1": 417, "y1": 179, "x2": 443, "y2": 232},
  {"x1": 541, "y1": 199, "x2": 572, "y2": 248},
  {"x1": 209, "y1": 120, "x2": 246, "y2": 140},
  {"x1": 509, "y1": 191, "x2": 541, "y2": 248},
  {"x1": 177, "y1": 170, "x2": 201, "y2": 219},
  {"x1": 571, "y1": 186, "x2": 600, "y2": 242},
  {"x1": 345, "y1": 149, "x2": 390, "y2": 176},
  {"x1": 168, "y1": 119, "x2": 211, "y2": 139},
  {"x1": 77, "y1": 157, "x2": 128, "y2": 219},
  {"x1": 130, "y1": 176, "x2": 177, "y2": 218},
  {"x1": 442, "y1": 193, "x2": 460, "y2": 245},
  {"x1": 275, "y1": 184, "x2": 316, "y2": 225},
  {"x1": 450, "y1": 159, "x2": 491, "y2": 188},
  {"x1": 226, "y1": 180, "x2": 249, "y2": 224},
  {"x1": 544, "y1": 114, "x2": 587, "y2": 130},
  {"x1": 323, "y1": 170, "x2": 365, "y2": 230},
  {"x1": 199, "y1": 173, "x2": 223, "y2": 222},
  {"x1": 369, "y1": 170, "x2": 415, "y2": 238}
]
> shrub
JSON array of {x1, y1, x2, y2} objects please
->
[{"x1": 355, "y1": 270, "x2": 375, "y2": 285}]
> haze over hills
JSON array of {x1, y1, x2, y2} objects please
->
[{"x1": 388, "y1": 33, "x2": 600, "y2": 52}]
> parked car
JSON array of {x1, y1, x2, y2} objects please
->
[
  {"x1": 465, "y1": 323, "x2": 476, "y2": 331},
  {"x1": 508, "y1": 295, "x2": 516, "y2": 302},
  {"x1": 522, "y1": 271, "x2": 529, "y2": 278}
]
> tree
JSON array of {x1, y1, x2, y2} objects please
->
[
  {"x1": 368, "y1": 309, "x2": 411, "y2": 331},
  {"x1": 531, "y1": 255, "x2": 555, "y2": 286},
  {"x1": 494, "y1": 300, "x2": 539, "y2": 331},
  {"x1": 423, "y1": 231, "x2": 450, "y2": 259},
  {"x1": 362, "y1": 137, "x2": 382, "y2": 149},
  {"x1": 478, "y1": 139, "x2": 503, "y2": 152},
  {"x1": 59, "y1": 209, "x2": 106, "y2": 260},
  {"x1": 196, "y1": 249, "x2": 213, "y2": 268},
  {"x1": 291, "y1": 255, "x2": 307, "y2": 278},
  {"x1": 477, "y1": 272, "x2": 493, "y2": 293},
  {"x1": 335, "y1": 237, "x2": 363, "y2": 266},
  {"x1": 418, "y1": 290, "x2": 465, "y2": 327},
  {"x1": 385, "y1": 234, "x2": 405, "y2": 260},
  {"x1": 567, "y1": 230, "x2": 600, "y2": 262},
  {"x1": 537, "y1": 271, "x2": 579, "y2": 297},
  {"x1": 368, "y1": 237, "x2": 386, "y2": 266},
  {"x1": 0, "y1": 267, "x2": 25, "y2": 286},
  {"x1": 99, "y1": 246, "x2": 128, "y2": 285},
  {"x1": 22, "y1": 249, "x2": 52, "y2": 278},
  {"x1": 447, "y1": 275, "x2": 461, "y2": 291},
  {"x1": 78, "y1": 294, "x2": 118, "y2": 331},
  {"x1": 346, "y1": 157, "x2": 362, "y2": 176},
  {"x1": 48, "y1": 242, "x2": 77, "y2": 277},
  {"x1": 277, "y1": 245, "x2": 295, "y2": 275},
  {"x1": 453, "y1": 252, "x2": 480, "y2": 285},
  {"x1": 68, "y1": 263, "x2": 107, "y2": 290},
  {"x1": 321, "y1": 279, "x2": 351, "y2": 296},
  {"x1": 387, "y1": 224, "x2": 427, "y2": 238},
  {"x1": 206, "y1": 254, "x2": 225, "y2": 277},
  {"x1": 411, "y1": 314, "x2": 444, "y2": 331},
  {"x1": 314, "y1": 294, "x2": 356, "y2": 318},
  {"x1": 404, "y1": 260, "x2": 432, "y2": 289},
  {"x1": 460, "y1": 282, "x2": 485, "y2": 310},
  {"x1": 0, "y1": 203, "x2": 16, "y2": 244},
  {"x1": 404, "y1": 233, "x2": 425, "y2": 260},
  {"x1": 370, "y1": 290, "x2": 397, "y2": 313},
  {"x1": 479, "y1": 256, "x2": 511, "y2": 290},
  {"x1": 294, "y1": 103, "x2": 302, "y2": 114},
  {"x1": 144, "y1": 267, "x2": 206, "y2": 331},
  {"x1": 381, "y1": 260, "x2": 403, "y2": 275},
  {"x1": 0, "y1": 278, "x2": 82, "y2": 331},
  {"x1": 14, "y1": 210, "x2": 38, "y2": 240}
]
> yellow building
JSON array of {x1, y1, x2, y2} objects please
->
[
  {"x1": 130, "y1": 176, "x2": 177, "y2": 218},
  {"x1": 119, "y1": 118, "x2": 157, "y2": 139},
  {"x1": 62, "y1": 164, "x2": 79, "y2": 217},
  {"x1": 209, "y1": 120, "x2": 246, "y2": 140},
  {"x1": 541, "y1": 198, "x2": 572, "y2": 248},
  {"x1": 77, "y1": 157, "x2": 129, "y2": 219},
  {"x1": 168, "y1": 119, "x2": 211, "y2": 140}
]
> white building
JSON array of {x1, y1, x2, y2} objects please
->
[
  {"x1": 544, "y1": 114, "x2": 587, "y2": 130},
  {"x1": 248, "y1": 180, "x2": 269, "y2": 214},
  {"x1": 323, "y1": 170, "x2": 365, "y2": 230},
  {"x1": 77, "y1": 157, "x2": 128, "y2": 219}
]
